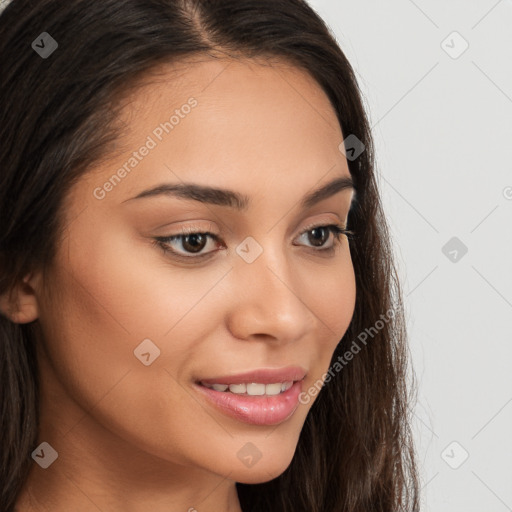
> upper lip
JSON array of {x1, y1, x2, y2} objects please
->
[{"x1": 198, "y1": 366, "x2": 307, "y2": 385}]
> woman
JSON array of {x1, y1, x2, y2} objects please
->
[{"x1": 0, "y1": 0, "x2": 420, "y2": 510}]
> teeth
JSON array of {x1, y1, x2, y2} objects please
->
[
  {"x1": 265, "y1": 383, "x2": 283, "y2": 396},
  {"x1": 281, "y1": 381, "x2": 293, "y2": 392},
  {"x1": 202, "y1": 381, "x2": 294, "y2": 395},
  {"x1": 246, "y1": 383, "x2": 265, "y2": 395},
  {"x1": 228, "y1": 383, "x2": 246, "y2": 394}
]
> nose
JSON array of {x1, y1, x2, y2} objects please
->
[{"x1": 225, "y1": 246, "x2": 317, "y2": 344}]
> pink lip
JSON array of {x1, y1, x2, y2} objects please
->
[
  {"x1": 194, "y1": 379, "x2": 304, "y2": 426},
  {"x1": 197, "y1": 366, "x2": 307, "y2": 386}
]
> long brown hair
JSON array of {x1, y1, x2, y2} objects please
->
[{"x1": 0, "y1": 0, "x2": 420, "y2": 510}]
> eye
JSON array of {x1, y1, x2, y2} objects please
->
[
  {"x1": 295, "y1": 223, "x2": 354, "y2": 252},
  {"x1": 152, "y1": 225, "x2": 222, "y2": 262},
  {"x1": 152, "y1": 223, "x2": 355, "y2": 262}
]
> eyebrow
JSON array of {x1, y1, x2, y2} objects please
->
[{"x1": 122, "y1": 175, "x2": 355, "y2": 210}]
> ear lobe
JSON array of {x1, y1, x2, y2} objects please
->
[{"x1": 0, "y1": 272, "x2": 41, "y2": 324}]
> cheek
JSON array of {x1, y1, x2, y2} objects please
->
[
  {"x1": 307, "y1": 249, "x2": 356, "y2": 334},
  {"x1": 301, "y1": 251, "x2": 356, "y2": 372},
  {"x1": 36, "y1": 221, "x2": 236, "y2": 456},
  {"x1": 62, "y1": 211, "x2": 232, "y2": 338},
  {"x1": 322, "y1": 258, "x2": 356, "y2": 332}
]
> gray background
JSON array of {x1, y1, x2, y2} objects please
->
[{"x1": 308, "y1": 1, "x2": 512, "y2": 511}]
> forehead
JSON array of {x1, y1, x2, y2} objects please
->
[{"x1": 81, "y1": 56, "x2": 350, "y2": 209}]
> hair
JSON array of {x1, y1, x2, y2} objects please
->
[{"x1": 0, "y1": 0, "x2": 420, "y2": 510}]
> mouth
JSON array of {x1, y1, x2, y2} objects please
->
[
  {"x1": 198, "y1": 381, "x2": 295, "y2": 396},
  {"x1": 196, "y1": 365, "x2": 307, "y2": 388},
  {"x1": 193, "y1": 366, "x2": 307, "y2": 426}
]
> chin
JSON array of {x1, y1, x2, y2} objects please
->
[{"x1": 231, "y1": 454, "x2": 295, "y2": 485}]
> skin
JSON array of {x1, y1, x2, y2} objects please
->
[{"x1": 5, "y1": 56, "x2": 356, "y2": 512}]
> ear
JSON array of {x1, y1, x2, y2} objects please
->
[{"x1": 0, "y1": 272, "x2": 41, "y2": 324}]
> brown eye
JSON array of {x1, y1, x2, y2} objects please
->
[
  {"x1": 307, "y1": 226, "x2": 331, "y2": 247},
  {"x1": 153, "y1": 223, "x2": 352, "y2": 263},
  {"x1": 180, "y1": 233, "x2": 208, "y2": 253},
  {"x1": 153, "y1": 229, "x2": 222, "y2": 261},
  {"x1": 295, "y1": 224, "x2": 349, "y2": 251}
]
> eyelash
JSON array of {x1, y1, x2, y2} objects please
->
[{"x1": 152, "y1": 223, "x2": 355, "y2": 263}]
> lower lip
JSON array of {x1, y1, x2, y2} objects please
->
[{"x1": 194, "y1": 381, "x2": 302, "y2": 426}]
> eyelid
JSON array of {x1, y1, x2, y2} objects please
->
[
  {"x1": 299, "y1": 218, "x2": 347, "y2": 234},
  {"x1": 153, "y1": 218, "x2": 352, "y2": 263},
  {"x1": 156, "y1": 217, "x2": 346, "y2": 243}
]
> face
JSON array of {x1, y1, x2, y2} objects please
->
[{"x1": 25, "y1": 57, "x2": 356, "y2": 488}]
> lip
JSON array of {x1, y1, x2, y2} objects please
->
[
  {"x1": 194, "y1": 379, "x2": 304, "y2": 426},
  {"x1": 197, "y1": 366, "x2": 307, "y2": 386},
  {"x1": 194, "y1": 366, "x2": 307, "y2": 426}
]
